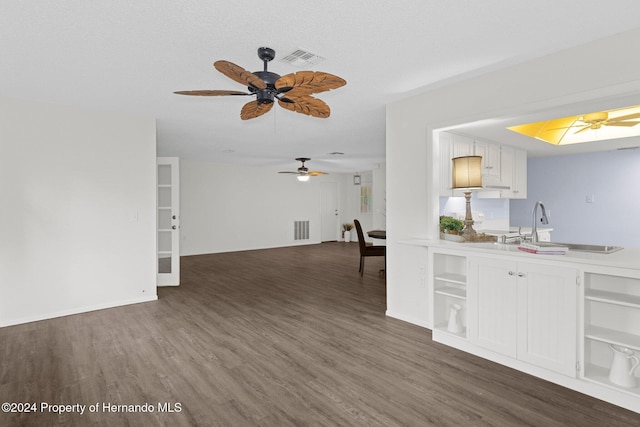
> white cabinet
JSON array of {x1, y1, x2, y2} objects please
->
[
  {"x1": 468, "y1": 256, "x2": 578, "y2": 376},
  {"x1": 439, "y1": 131, "x2": 527, "y2": 199},
  {"x1": 438, "y1": 132, "x2": 454, "y2": 196},
  {"x1": 516, "y1": 262, "x2": 578, "y2": 376},
  {"x1": 473, "y1": 140, "x2": 502, "y2": 185},
  {"x1": 501, "y1": 146, "x2": 527, "y2": 199},
  {"x1": 468, "y1": 257, "x2": 518, "y2": 357},
  {"x1": 583, "y1": 269, "x2": 640, "y2": 396}
]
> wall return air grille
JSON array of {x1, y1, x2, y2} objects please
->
[{"x1": 294, "y1": 221, "x2": 310, "y2": 240}]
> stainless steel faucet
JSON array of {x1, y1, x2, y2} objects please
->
[{"x1": 531, "y1": 201, "x2": 549, "y2": 244}]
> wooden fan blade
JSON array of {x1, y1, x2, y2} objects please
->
[
  {"x1": 174, "y1": 90, "x2": 250, "y2": 96},
  {"x1": 240, "y1": 100, "x2": 273, "y2": 120},
  {"x1": 214, "y1": 60, "x2": 267, "y2": 90},
  {"x1": 275, "y1": 71, "x2": 346, "y2": 97},
  {"x1": 278, "y1": 96, "x2": 331, "y2": 118},
  {"x1": 278, "y1": 171, "x2": 299, "y2": 174},
  {"x1": 307, "y1": 171, "x2": 328, "y2": 176}
]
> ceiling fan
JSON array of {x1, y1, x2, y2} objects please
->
[
  {"x1": 565, "y1": 111, "x2": 640, "y2": 134},
  {"x1": 278, "y1": 158, "x2": 328, "y2": 181},
  {"x1": 174, "y1": 47, "x2": 346, "y2": 120}
]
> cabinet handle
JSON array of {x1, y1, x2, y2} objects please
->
[
  {"x1": 508, "y1": 271, "x2": 515, "y2": 276},
  {"x1": 517, "y1": 272, "x2": 526, "y2": 278}
]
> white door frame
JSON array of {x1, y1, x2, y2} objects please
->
[{"x1": 157, "y1": 157, "x2": 180, "y2": 286}]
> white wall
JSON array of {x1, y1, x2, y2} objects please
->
[
  {"x1": 0, "y1": 96, "x2": 157, "y2": 327},
  {"x1": 180, "y1": 159, "x2": 367, "y2": 255},
  {"x1": 386, "y1": 28, "x2": 640, "y2": 328},
  {"x1": 510, "y1": 149, "x2": 640, "y2": 247},
  {"x1": 179, "y1": 160, "x2": 387, "y2": 254}
]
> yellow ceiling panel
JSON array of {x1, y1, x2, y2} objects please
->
[{"x1": 507, "y1": 105, "x2": 640, "y2": 145}]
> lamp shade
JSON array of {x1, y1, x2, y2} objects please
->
[{"x1": 452, "y1": 156, "x2": 483, "y2": 189}]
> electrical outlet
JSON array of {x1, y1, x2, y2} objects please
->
[{"x1": 586, "y1": 195, "x2": 595, "y2": 203}]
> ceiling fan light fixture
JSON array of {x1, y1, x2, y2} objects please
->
[
  {"x1": 174, "y1": 48, "x2": 345, "y2": 120},
  {"x1": 297, "y1": 175, "x2": 310, "y2": 182}
]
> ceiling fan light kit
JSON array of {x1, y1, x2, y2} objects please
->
[
  {"x1": 279, "y1": 158, "x2": 328, "y2": 181},
  {"x1": 175, "y1": 47, "x2": 346, "y2": 120}
]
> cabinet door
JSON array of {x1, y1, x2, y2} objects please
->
[
  {"x1": 516, "y1": 262, "x2": 577, "y2": 377},
  {"x1": 468, "y1": 257, "x2": 518, "y2": 357},
  {"x1": 439, "y1": 132, "x2": 453, "y2": 196},
  {"x1": 511, "y1": 149, "x2": 527, "y2": 199},
  {"x1": 474, "y1": 140, "x2": 501, "y2": 182},
  {"x1": 452, "y1": 134, "x2": 474, "y2": 157}
]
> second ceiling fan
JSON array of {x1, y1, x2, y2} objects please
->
[
  {"x1": 175, "y1": 47, "x2": 346, "y2": 120},
  {"x1": 278, "y1": 158, "x2": 328, "y2": 181}
]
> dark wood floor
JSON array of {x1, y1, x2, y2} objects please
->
[{"x1": 1, "y1": 242, "x2": 639, "y2": 426}]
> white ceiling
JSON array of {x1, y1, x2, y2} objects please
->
[{"x1": 3, "y1": 1, "x2": 640, "y2": 172}]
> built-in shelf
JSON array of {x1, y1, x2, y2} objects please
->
[
  {"x1": 584, "y1": 364, "x2": 640, "y2": 396},
  {"x1": 585, "y1": 325, "x2": 640, "y2": 350},
  {"x1": 585, "y1": 290, "x2": 640, "y2": 309},
  {"x1": 434, "y1": 272, "x2": 466, "y2": 285},
  {"x1": 435, "y1": 322, "x2": 467, "y2": 338},
  {"x1": 435, "y1": 286, "x2": 466, "y2": 300}
]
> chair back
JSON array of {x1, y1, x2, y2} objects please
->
[{"x1": 353, "y1": 219, "x2": 367, "y2": 255}]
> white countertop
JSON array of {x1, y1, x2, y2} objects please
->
[
  {"x1": 478, "y1": 227, "x2": 553, "y2": 237},
  {"x1": 401, "y1": 238, "x2": 640, "y2": 271}
]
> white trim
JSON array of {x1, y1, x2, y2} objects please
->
[{"x1": 0, "y1": 295, "x2": 158, "y2": 328}]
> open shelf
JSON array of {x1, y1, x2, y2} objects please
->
[
  {"x1": 435, "y1": 286, "x2": 466, "y2": 300},
  {"x1": 585, "y1": 289, "x2": 640, "y2": 309},
  {"x1": 585, "y1": 326, "x2": 640, "y2": 350},
  {"x1": 434, "y1": 272, "x2": 466, "y2": 285},
  {"x1": 583, "y1": 364, "x2": 640, "y2": 396},
  {"x1": 434, "y1": 322, "x2": 467, "y2": 338}
]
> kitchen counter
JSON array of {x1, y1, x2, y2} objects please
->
[{"x1": 401, "y1": 238, "x2": 640, "y2": 271}]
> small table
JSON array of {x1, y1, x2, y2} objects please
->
[{"x1": 367, "y1": 230, "x2": 386, "y2": 240}]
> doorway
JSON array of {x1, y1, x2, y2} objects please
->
[{"x1": 320, "y1": 182, "x2": 339, "y2": 242}]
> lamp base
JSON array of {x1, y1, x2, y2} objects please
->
[{"x1": 461, "y1": 190, "x2": 496, "y2": 243}]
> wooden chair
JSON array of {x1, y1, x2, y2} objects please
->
[{"x1": 353, "y1": 219, "x2": 385, "y2": 276}]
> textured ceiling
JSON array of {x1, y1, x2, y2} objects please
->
[{"x1": 3, "y1": 1, "x2": 640, "y2": 172}]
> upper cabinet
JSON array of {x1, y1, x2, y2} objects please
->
[{"x1": 439, "y1": 131, "x2": 527, "y2": 199}]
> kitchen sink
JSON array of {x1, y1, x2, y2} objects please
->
[{"x1": 538, "y1": 242, "x2": 624, "y2": 254}]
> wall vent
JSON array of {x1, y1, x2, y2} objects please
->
[
  {"x1": 280, "y1": 49, "x2": 325, "y2": 67},
  {"x1": 294, "y1": 220, "x2": 310, "y2": 240}
]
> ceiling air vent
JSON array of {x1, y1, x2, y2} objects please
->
[{"x1": 280, "y1": 49, "x2": 325, "y2": 67}]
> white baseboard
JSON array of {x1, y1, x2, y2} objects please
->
[
  {"x1": 0, "y1": 294, "x2": 158, "y2": 327},
  {"x1": 385, "y1": 310, "x2": 431, "y2": 329}
]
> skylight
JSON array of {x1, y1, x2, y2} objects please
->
[{"x1": 507, "y1": 105, "x2": 640, "y2": 145}]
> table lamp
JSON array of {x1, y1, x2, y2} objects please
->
[{"x1": 452, "y1": 156, "x2": 483, "y2": 240}]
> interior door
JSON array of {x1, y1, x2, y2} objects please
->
[
  {"x1": 320, "y1": 182, "x2": 339, "y2": 242},
  {"x1": 157, "y1": 157, "x2": 180, "y2": 286}
]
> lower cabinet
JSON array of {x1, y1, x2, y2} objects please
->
[
  {"x1": 467, "y1": 256, "x2": 578, "y2": 377},
  {"x1": 429, "y1": 246, "x2": 640, "y2": 413}
]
